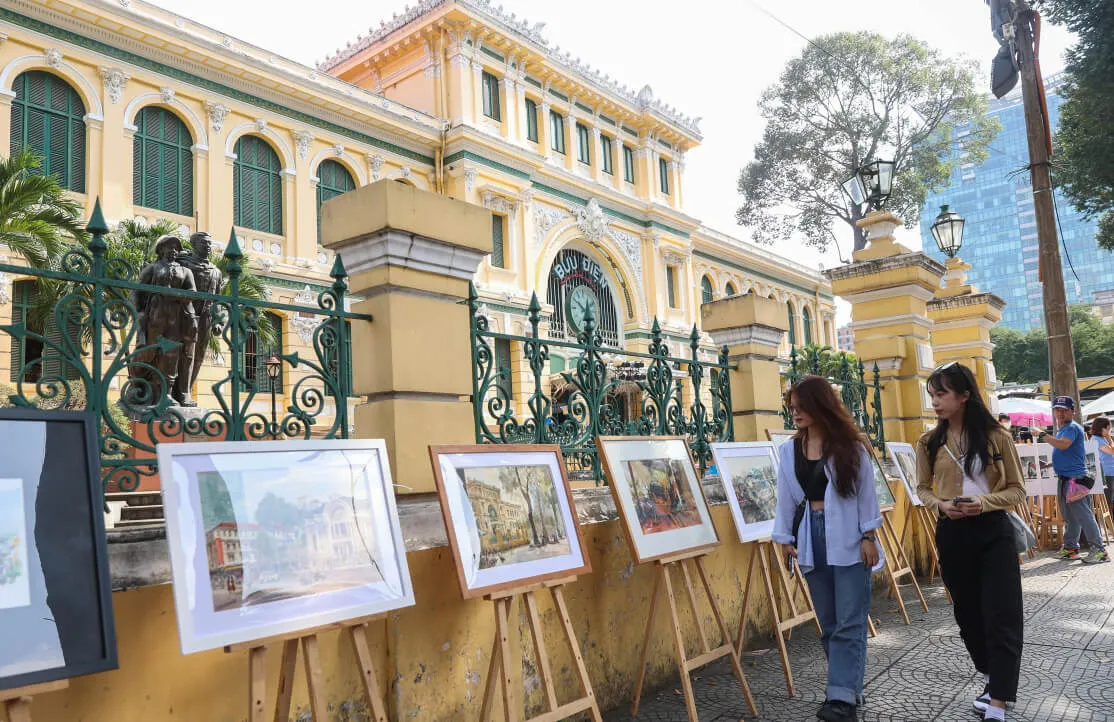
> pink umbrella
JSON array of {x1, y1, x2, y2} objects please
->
[
  {"x1": 1008, "y1": 410, "x2": 1053, "y2": 427},
  {"x1": 998, "y1": 397, "x2": 1053, "y2": 427}
]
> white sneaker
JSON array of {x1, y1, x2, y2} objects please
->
[{"x1": 973, "y1": 685, "x2": 991, "y2": 713}]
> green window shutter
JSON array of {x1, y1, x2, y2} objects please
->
[
  {"x1": 10, "y1": 71, "x2": 86, "y2": 192},
  {"x1": 315, "y1": 159, "x2": 356, "y2": 244},
  {"x1": 787, "y1": 303, "x2": 797, "y2": 347},
  {"x1": 482, "y1": 72, "x2": 501, "y2": 121},
  {"x1": 491, "y1": 214, "x2": 505, "y2": 268},
  {"x1": 726, "y1": 282, "x2": 737, "y2": 297},
  {"x1": 246, "y1": 312, "x2": 284, "y2": 394},
  {"x1": 601, "y1": 136, "x2": 613, "y2": 174},
  {"x1": 525, "y1": 98, "x2": 538, "y2": 142},
  {"x1": 233, "y1": 135, "x2": 283, "y2": 235},
  {"x1": 803, "y1": 308, "x2": 813, "y2": 345},
  {"x1": 493, "y1": 338, "x2": 513, "y2": 399},
  {"x1": 623, "y1": 146, "x2": 635, "y2": 183},
  {"x1": 9, "y1": 281, "x2": 32, "y2": 383},
  {"x1": 576, "y1": 124, "x2": 590, "y2": 164},
  {"x1": 550, "y1": 111, "x2": 565, "y2": 154},
  {"x1": 701, "y1": 276, "x2": 713, "y2": 305},
  {"x1": 659, "y1": 157, "x2": 670, "y2": 194},
  {"x1": 667, "y1": 267, "x2": 677, "y2": 308},
  {"x1": 132, "y1": 107, "x2": 194, "y2": 216}
]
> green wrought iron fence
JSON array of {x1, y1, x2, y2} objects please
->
[
  {"x1": 468, "y1": 284, "x2": 733, "y2": 484},
  {"x1": 780, "y1": 345, "x2": 886, "y2": 451},
  {"x1": 0, "y1": 200, "x2": 366, "y2": 497}
]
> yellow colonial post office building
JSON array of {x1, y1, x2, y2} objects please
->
[{"x1": 0, "y1": 0, "x2": 835, "y2": 421}]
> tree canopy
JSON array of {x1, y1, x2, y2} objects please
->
[
  {"x1": 1036, "y1": 0, "x2": 1114, "y2": 250},
  {"x1": 991, "y1": 306, "x2": 1114, "y2": 383},
  {"x1": 737, "y1": 32, "x2": 999, "y2": 252}
]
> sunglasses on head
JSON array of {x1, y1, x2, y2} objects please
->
[{"x1": 934, "y1": 361, "x2": 958, "y2": 372}]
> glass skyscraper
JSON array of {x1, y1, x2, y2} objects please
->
[{"x1": 919, "y1": 72, "x2": 1111, "y2": 331}]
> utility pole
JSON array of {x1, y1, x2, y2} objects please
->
[{"x1": 1010, "y1": 1, "x2": 1080, "y2": 413}]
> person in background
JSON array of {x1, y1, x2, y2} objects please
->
[
  {"x1": 1036, "y1": 397, "x2": 1110, "y2": 563},
  {"x1": 916, "y1": 363, "x2": 1026, "y2": 722},
  {"x1": 772, "y1": 375, "x2": 884, "y2": 722},
  {"x1": 998, "y1": 413, "x2": 1015, "y2": 441},
  {"x1": 1090, "y1": 417, "x2": 1114, "y2": 509}
]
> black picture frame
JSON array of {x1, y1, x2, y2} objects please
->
[{"x1": 0, "y1": 408, "x2": 118, "y2": 690}]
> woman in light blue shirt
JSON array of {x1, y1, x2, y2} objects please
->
[{"x1": 772, "y1": 376, "x2": 885, "y2": 722}]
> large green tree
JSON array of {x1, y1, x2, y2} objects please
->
[
  {"x1": 1035, "y1": 1, "x2": 1114, "y2": 249},
  {"x1": 991, "y1": 306, "x2": 1114, "y2": 383},
  {"x1": 737, "y1": 32, "x2": 1000, "y2": 252}
]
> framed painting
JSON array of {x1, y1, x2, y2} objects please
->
[
  {"x1": 885, "y1": 442, "x2": 922, "y2": 507},
  {"x1": 765, "y1": 429, "x2": 796, "y2": 447},
  {"x1": 158, "y1": 439, "x2": 414, "y2": 654},
  {"x1": 0, "y1": 409, "x2": 117, "y2": 690},
  {"x1": 429, "y1": 445, "x2": 590, "y2": 599},
  {"x1": 596, "y1": 437, "x2": 719, "y2": 564},
  {"x1": 1016, "y1": 444, "x2": 1050, "y2": 496},
  {"x1": 1035, "y1": 443, "x2": 1056, "y2": 481},
  {"x1": 710, "y1": 442, "x2": 780, "y2": 543},
  {"x1": 868, "y1": 445, "x2": 897, "y2": 510}
]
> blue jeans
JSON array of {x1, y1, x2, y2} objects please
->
[
  {"x1": 803, "y1": 509, "x2": 871, "y2": 705},
  {"x1": 1058, "y1": 484, "x2": 1106, "y2": 552}
]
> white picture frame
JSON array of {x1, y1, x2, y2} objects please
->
[
  {"x1": 596, "y1": 437, "x2": 719, "y2": 564},
  {"x1": 886, "y1": 441, "x2": 922, "y2": 507},
  {"x1": 158, "y1": 439, "x2": 415, "y2": 655},
  {"x1": 428, "y1": 445, "x2": 590, "y2": 599},
  {"x1": 710, "y1": 442, "x2": 780, "y2": 543}
]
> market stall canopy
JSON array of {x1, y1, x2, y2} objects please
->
[
  {"x1": 997, "y1": 396, "x2": 1053, "y2": 427},
  {"x1": 1082, "y1": 389, "x2": 1114, "y2": 419}
]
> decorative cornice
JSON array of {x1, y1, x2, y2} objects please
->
[
  {"x1": 824, "y1": 252, "x2": 946, "y2": 284},
  {"x1": 927, "y1": 292, "x2": 1007, "y2": 313}
]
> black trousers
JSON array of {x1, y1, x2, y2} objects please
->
[{"x1": 936, "y1": 510, "x2": 1024, "y2": 702}]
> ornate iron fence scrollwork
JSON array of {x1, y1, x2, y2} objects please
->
[
  {"x1": 0, "y1": 200, "x2": 367, "y2": 498},
  {"x1": 468, "y1": 284, "x2": 734, "y2": 484},
  {"x1": 780, "y1": 345, "x2": 886, "y2": 452}
]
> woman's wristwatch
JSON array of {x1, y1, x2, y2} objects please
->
[{"x1": 861, "y1": 533, "x2": 876, "y2": 543}]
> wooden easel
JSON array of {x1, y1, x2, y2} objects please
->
[
  {"x1": 1, "y1": 680, "x2": 68, "y2": 722},
  {"x1": 897, "y1": 500, "x2": 943, "y2": 585},
  {"x1": 877, "y1": 508, "x2": 929, "y2": 624},
  {"x1": 226, "y1": 616, "x2": 388, "y2": 722},
  {"x1": 631, "y1": 550, "x2": 757, "y2": 721},
  {"x1": 1093, "y1": 493, "x2": 1114, "y2": 544},
  {"x1": 734, "y1": 539, "x2": 819, "y2": 697},
  {"x1": 478, "y1": 578, "x2": 601, "y2": 722}
]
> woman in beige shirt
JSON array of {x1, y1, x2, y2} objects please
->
[{"x1": 915, "y1": 362, "x2": 1026, "y2": 722}]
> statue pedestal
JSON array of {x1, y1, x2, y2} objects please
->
[{"x1": 110, "y1": 405, "x2": 225, "y2": 494}]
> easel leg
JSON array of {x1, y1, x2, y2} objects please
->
[
  {"x1": 735, "y1": 542, "x2": 759, "y2": 654},
  {"x1": 551, "y1": 585, "x2": 603, "y2": 722},
  {"x1": 867, "y1": 616, "x2": 877, "y2": 638},
  {"x1": 348, "y1": 623, "x2": 389, "y2": 722},
  {"x1": 301, "y1": 635, "x2": 327, "y2": 721},
  {"x1": 479, "y1": 632, "x2": 502, "y2": 722},
  {"x1": 248, "y1": 646, "x2": 267, "y2": 722},
  {"x1": 630, "y1": 564, "x2": 663, "y2": 717},
  {"x1": 679, "y1": 561, "x2": 710, "y2": 654},
  {"x1": 523, "y1": 591, "x2": 560, "y2": 713},
  {"x1": 4, "y1": 699, "x2": 32, "y2": 722},
  {"x1": 757, "y1": 542, "x2": 796, "y2": 697},
  {"x1": 661, "y1": 564, "x2": 699, "y2": 722},
  {"x1": 495, "y1": 597, "x2": 517, "y2": 722},
  {"x1": 695, "y1": 556, "x2": 757, "y2": 719},
  {"x1": 273, "y1": 638, "x2": 299, "y2": 722}
]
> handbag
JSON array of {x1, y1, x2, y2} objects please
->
[
  {"x1": 1006, "y1": 510, "x2": 1036, "y2": 554},
  {"x1": 1064, "y1": 476, "x2": 1092, "y2": 503}
]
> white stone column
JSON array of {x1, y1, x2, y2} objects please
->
[
  {"x1": 498, "y1": 76, "x2": 516, "y2": 140},
  {"x1": 563, "y1": 109, "x2": 575, "y2": 171},
  {"x1": 470, "y1": 60, "x2": 484, "y2": 125},
  {"x1": 591, "y1": 125, "x2": 604, "y2": 184},
  {"x1": 539, "y1": 101, "x2": 552, "y2": 161}
]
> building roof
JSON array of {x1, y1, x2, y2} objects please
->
[{"x1": 317, "y1": 0, "x2": 702, "y2": 142}]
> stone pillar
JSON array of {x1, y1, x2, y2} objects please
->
[
  {"x1": 928, "y1": 257, "x2": 1006, "y2": 409},
  {"x1": 562, "y1": 109, "x2": 575, "y2": 171},
  {"x1": 470, "y1": 60, "x2": 484, "y2": 126},
  {"x1": 701, "y1": 293, "x2": 789, "y2": 442},
  {"x1": 446, "y1": 52, "x2": 467, "y2": 126},
  {"x1": 0, "y1": 90, "x2": 14, "y2": 168},
  {"x1": 591, "y1": 125, "x2": 604, "y2": 184},
  {"x1": 539, "y1": 101, "x2": 552, "y2": 161},
  {"x1": 825, "y1": 211, "x2": 945, "y2": 444},
  {"x1": 498, "y1": 76, "x2": 516, "y2": 140},
  {"x1": 320, "y1": 180, "x2": 491, "y2": 493}
]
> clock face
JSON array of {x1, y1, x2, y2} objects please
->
[{"x1": 565, "y1": 286, "x2": 599, "y2": 334}]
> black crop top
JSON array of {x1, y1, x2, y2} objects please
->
[{"x1": 794, "y1": 438, "x2": 829, "y2": 502}]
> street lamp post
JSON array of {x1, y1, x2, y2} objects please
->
[
  {"x1": 841, "y1": 159, "x2": 895, "y2": 213},
  {"x1": 265, "y1": 354, "x2": 281, "y2": 439},
  {"x1": 930, "y1": 204, "x2": 966, "y2": 259}
]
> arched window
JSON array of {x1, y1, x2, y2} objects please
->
[
  {"x1": 802, "y1": 307, "x2": 813, "y2": 346},
  {"x1": 316, "y1": 159, "x2": 356, "y2": 244},
  {"x1": 132, "y1": 106, "x2": 193, "y2": 216},
  {"x1": 245, "y1": 312, "x2": 284, "y2": 393},
  {"x1": 787, "y1": 302, "x2": 797, "y2": 348},
  {"x1": 233, "y1": 135, "x2": 283, "y2": 235},
  {"x1": 10, "y1": 70, "x2": 86, "y2": 192},
  {"x1": 701, "y1": 276, "x2": 714, "y2": 305},
  {"x1": 725, "y1": 282, "x2": 738, "y2": 297}
]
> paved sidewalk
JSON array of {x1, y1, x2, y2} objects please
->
[{"x1": 604, "y1": 552, "x2": 1114, "y2": 721}]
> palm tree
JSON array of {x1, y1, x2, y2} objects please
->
[{"x1": 0, "y1": 148, "x2": 87, "y2": 268}]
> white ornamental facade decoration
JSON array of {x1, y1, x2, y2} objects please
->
[
  {"x1": 533, "y1": 204, "x2": 569, "y2": 246},
  {"x1": 44, "y1": 49, "x2": 63, "y2": 69},
  {"x1": 204, "y1": 101, "x2": 230, "y2": 132},
  {"x1": 463, "y1": 167, "x2": 477, "y2": 193},
  {"x1": 368, "y1": 154, "x2": 384, "y2": 181},
  {"x1": 568, "y1": 198, "x2": 608, "y2": 241},
  {"x1": 292, "y1": 130, "x2": 313, "y2": 160},
  {"x1": 159, "y1": 87, "x2": 175, "y2": 105},
  {"x1": 98, "y1": 67, "x2": 129, "y2": 104},
  {"x1": 480, "y1": 191, "x2": 518, "y2": 219}
]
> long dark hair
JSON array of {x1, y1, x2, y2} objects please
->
[
  {"x1": 788, "y1": 375, "x2": 863, "y2": 498},
  {"x1": 926, "y1": 363, "x2": 999, "y2": 476}
]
